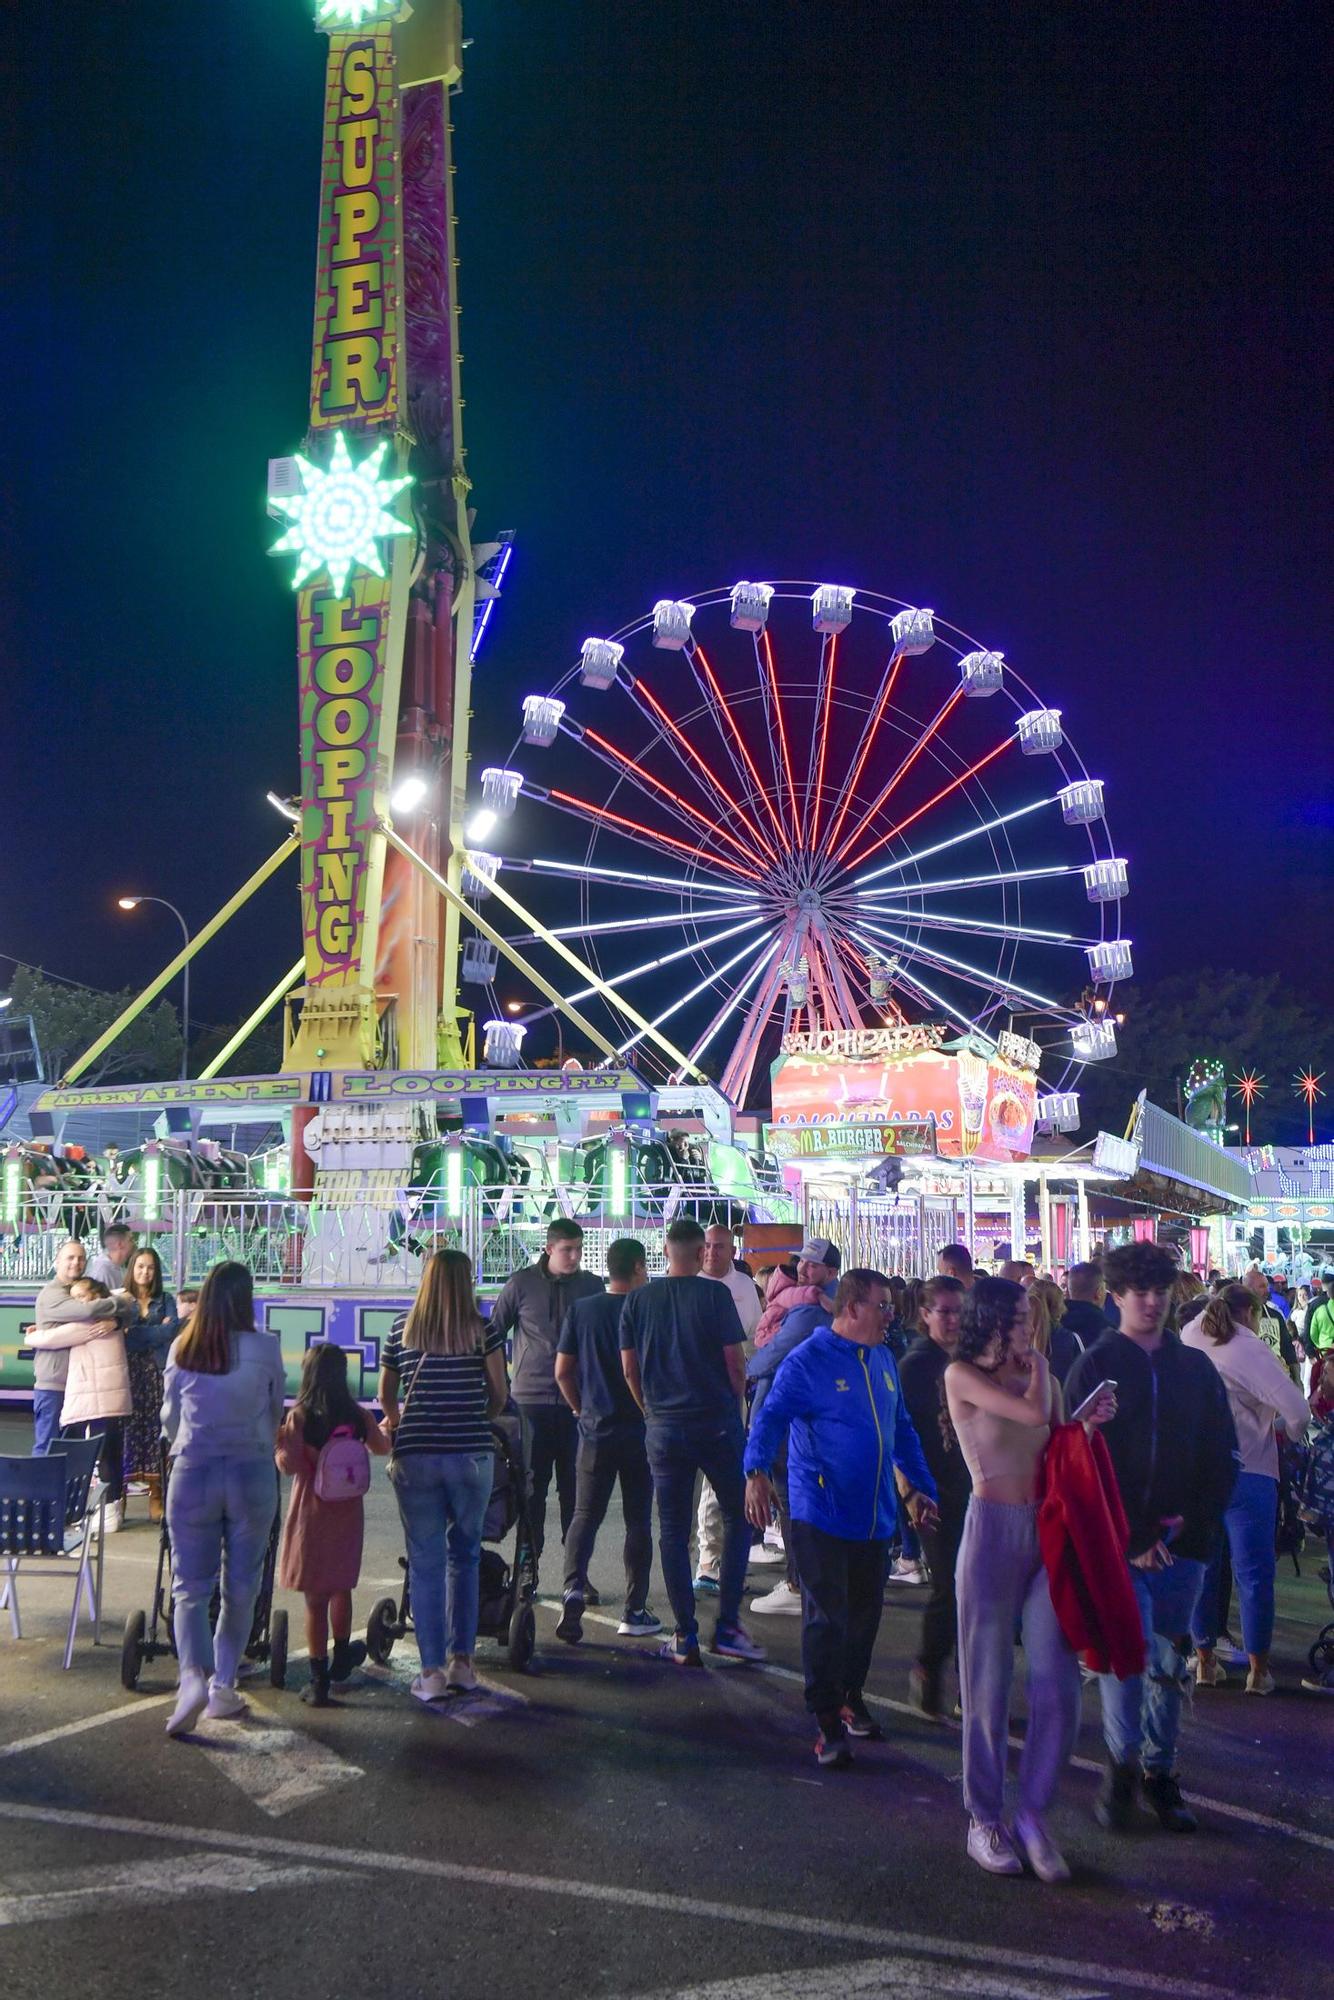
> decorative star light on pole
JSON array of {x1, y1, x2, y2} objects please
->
[
  {"x1": 1294, "y1": 1068, "x2": 1326, "y2": 1147},
  {"x1": 270, "y1": 430, "x2": 413, "y2": 596},
  {"x1": 1233, "y1": 1068, "x2": 1266, "y2": 1147}
]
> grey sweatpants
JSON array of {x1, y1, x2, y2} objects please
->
[{"x1": 955, "y1": 1496, "x2": 1081, "y2": 1825}]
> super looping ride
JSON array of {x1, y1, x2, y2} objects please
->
[{"x1": 2, "y1": 1, "x2": 1132, "y2": 1365}]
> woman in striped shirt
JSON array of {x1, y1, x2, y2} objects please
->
[{"x1": 380, "y1": 1249, "x2": 509, "y2": 1702}]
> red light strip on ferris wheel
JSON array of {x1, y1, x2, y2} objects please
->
[
  {"x1": 762, "y1": 629, "x2": 804, "y2": 846},
  {"x1": 833, "y1": 685, "x2": 965, "y2": 869},
  {"x1": 547, "y1": 788, "x2": 764, "y2": 883},
  {"x1": 630, "y1": 679, "x2": 780, "y2": 866},
  {"x1": 808, "y1": 632, "x2": 839, "y2": 850},
  {"x1": 843, "y1": 735, "x2": 1015, "y2": 872},
  {"x1": 580, "y1": 724, "x2": 762, "y2": 872},
  {"x1": 823, "y1": 652, "x2": 903, "y2": 859},
  {"x1": 692, "y1": 642, "x2": 795, "y2": 856}
]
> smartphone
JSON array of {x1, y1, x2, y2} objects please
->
[{"x1": 1072, "y1": 1379, "x2": 1117, "y2": 1421}]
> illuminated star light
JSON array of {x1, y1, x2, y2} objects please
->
[{"x1": 270, "y1": 430, "x2": 412, "y2": 596}]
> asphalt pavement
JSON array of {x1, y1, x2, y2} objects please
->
[{"x1": 1, "y1": 1409, "x2": 1330, "y2": 2000}]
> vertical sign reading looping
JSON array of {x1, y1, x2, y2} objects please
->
[{"x1": 310, "y1": 29, "x2": 401, "y2": 430}]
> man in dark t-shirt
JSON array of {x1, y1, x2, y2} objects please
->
[
  {"x1": 554, "y1": 1237, "x2": 661, "y2": 1643},
  {"x1": 619, "y1": 1217, "x2": 763, "y2": 1667}
]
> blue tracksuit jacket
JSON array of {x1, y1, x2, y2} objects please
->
[{"x1": 744, "y1": 1325, "x2": 937, "y2": 1542}]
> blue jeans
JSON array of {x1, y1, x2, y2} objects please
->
[
  {"x1": 1098, "y1": 1555, "x2": 1205, "y2": 1774},
  {"x1": 32, "y1": 1390, "x2": 64, "y2": 1456},
  {"x1": 168, "y1": 1455, "x2": 277, "y2": 1687},
  {"x1": 1191, "y1": 1471, "x2": 1277, "y2": 1657},
  {"x1": 389, "y1": 1450, "x2": 493, "y2": 1668},
  {"x1": 645, "y1": 1410, "x2": 748, "y2": 1639}
]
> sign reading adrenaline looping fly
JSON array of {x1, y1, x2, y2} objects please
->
[
  {"x1": 310, "y1": 30, "x2": 401, "y2": 428},
  {"x1": 299, "y1": 577, "x2": 391, "y2": 979}
]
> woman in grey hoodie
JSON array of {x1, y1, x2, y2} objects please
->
[{"x1": 160, "y1": 1262, "x2": 286, "y2": 1739}]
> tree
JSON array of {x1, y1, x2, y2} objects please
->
[
  {"x1": 1072, "y1": 968, "x2": 1333, "y2": 1147},
  {"x1": 7, "y1": 966, "x2": 182, "y2": 1086}
]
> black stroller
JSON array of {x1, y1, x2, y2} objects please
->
[
  {"x1": 365, "y1": 1408, "x2": 539, "y2": 1673},
  {"x1": 120, "y1": 1444, "x2": 288, "y2": 1691}
]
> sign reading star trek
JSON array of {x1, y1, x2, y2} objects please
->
[{"x1": 309, "y1": 27, "x2": 402, "y2": 428}]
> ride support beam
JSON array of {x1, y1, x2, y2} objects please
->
[
  {"x1": 60, "y1": 837, "x2": 301, "y2": 1086},
  {"x1": 381, "y1": 825, "x2": 618, "y2": 1059},
  {"x1": 471, "y1": 860, "x2": 711, "y2": 1084},
  {"x1": 196, "y1": 960, "x2": 305, "y2": 1081}
]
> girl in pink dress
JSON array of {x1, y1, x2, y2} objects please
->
[{"x1": 277, "y1": 1343, "x2": 390, "y2": 1706}]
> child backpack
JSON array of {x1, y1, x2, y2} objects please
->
[{"x1": 313, "y1": 1424, "x2": 371, "y2": 1502}]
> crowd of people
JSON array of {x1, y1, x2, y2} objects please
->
[{"x1": 20, "y1": 1218, "x2": 1333, "y2": 1882}]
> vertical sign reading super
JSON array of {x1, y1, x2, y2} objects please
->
[{"x1": 310, "y1": 30, "x2": 401, "y2": 429}]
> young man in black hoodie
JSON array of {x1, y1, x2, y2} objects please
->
[{"x1": 1066, "y1": 1241, "x2": 1238, "y2": 1835}]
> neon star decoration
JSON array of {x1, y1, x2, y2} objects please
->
[
  {"x1": 1233, "y1": 1069, "x2": 1265, "y2": 1146},
  {"x1": 1294, "y1": 1068, "x2": 1325, "y2": 1146},
  {"x1": 270, "y1": 430, "x2": 412, "y2": 596}
]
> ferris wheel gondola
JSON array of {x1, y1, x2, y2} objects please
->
[{"x1": 461, "y1": 584, "x2": 1129, "y2": 1107}]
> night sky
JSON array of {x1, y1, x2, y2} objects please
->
[{"x1": 6, "y1": 1, "x2": 1331, "y2": 1040}]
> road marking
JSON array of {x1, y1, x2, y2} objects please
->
[
  {"x1": 188, "y1": 1696, "x2": 365, "y2": 1817},
  {"x1": 0, "y1": 1853, "x2": 347, "y2": 1927},
  {"x1": 0, "y1": 1798, "x2": 1256, "y2": 2000},
  {"x1": 655, "y1": 1955, "x2": 1109, "y2": 1999},
  {"x1": 0, "y1": 1696, "x2": 174, "y2": 1761}
]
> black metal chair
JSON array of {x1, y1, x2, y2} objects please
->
[{"x1": 0, "y1": 1436, "x2": 106, "y2": 1668}]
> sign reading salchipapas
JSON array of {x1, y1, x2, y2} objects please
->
[
  {"x1": 310, "y1": 30, "x2": 401, "y2": 429},
  {"x1": 299, "y1": 575, "x2": 392, "y2": 980}
]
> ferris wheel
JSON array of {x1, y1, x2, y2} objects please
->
[{"x1": 459, "y1": 584, "x2": 1130, "y2": 1108}]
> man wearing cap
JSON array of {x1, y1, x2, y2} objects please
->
[{"x1": 746, "y1": 1238, "x2": 842, "y2": 1616}]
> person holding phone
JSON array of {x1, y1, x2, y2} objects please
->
[
  {"x1": 1066, "y1": 1242, "x2": 1238, "y2": 1836},
  {"x1": 944, "y1": 1278, "x2": 1116, "y2": 1882}
]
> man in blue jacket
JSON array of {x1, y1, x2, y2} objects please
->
[{"x1": 744, "y1": 1267, "x2": 939, "y2": 1766}]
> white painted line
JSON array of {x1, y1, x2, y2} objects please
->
[
  {"x1": 655, "y1": 1954, "x2": 1108, "y2": 1999},
  {"x1": 189, "y1": 1696, "x2": 365, "y2": 1818},
  {"x1": 0, "y1": 1853, "x2": 347, "y2": 1927},
  {"x1": 0, "y1": 1696, "x2": 174, "y2": 1762},
  {"x1": 0, "y1": 1799, "x2": 1258, "y2": 2000}
]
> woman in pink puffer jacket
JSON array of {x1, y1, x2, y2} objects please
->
[
  {"x1": 753, "y1": 1266, "x2": 826, "y2": 1350},
  {"x1": 27, "y1": 1280, "x2": 132, "y2": 1529}
]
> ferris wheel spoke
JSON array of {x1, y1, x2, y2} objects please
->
[
  {"x1": 720, "y1": 936, "x2": 794, "y2": 1106},
  {"x1": 519, "y1": 856, "x2": 761, "y2": 902},
  {"x1": 850, "y1": 796, "x2": 1054, "y2": 890},
  {"x1": 614, "y1": 930, "x2": 780, "y2": 1058},
  {"x1": 510, "y1": 901, "x2": 764, "y2": 945},
  {"x1": 674, "y1": 935, "x2": 782, "y2": 1083},
  {"x1": 627, "y1": 678, "x2": 781, "y2": 866},
  {"x1": 829, "y1": 686, "x2": 965, "y2": 869},
  {"x1": 841, "y1": 734, "x2": 1017, "y2": 874},
  {"x1": 847, "y1": 906, "x2": 1098, "y2": 948},
  {"x1": 810, "y1": 916, "x2": 864, "y2": 1025},
  {"x1": 563, "y1": 914, "x2": 773, "y2": 1006},
  {"x1": 543, "y1": 787, "x2": 765, "y2": 884},
  {"x1": 762, "y1": 630, "x2": 805, "y2": 843},
  {"x1": 858, "y1": 863, "x2": 1077, "y2": 898},
  {"x1": 691, "y1": 642, "x2": 794, "y2": 854},
  {"x1": 856, "y1": 917, "x2": 1073, "y2": 1018},
  {"x1": 807, "y1": 634, "x2": 841, "y2": 850},
  {"x1": 577, "y1": 722, "x2": 765, "y2": 871},
  {"x1": 823, "y1": 652, "x2": 904, "y2": 859},
  {"x1": 847, "y1": 926, "x2": 987, "y2": 1041}
]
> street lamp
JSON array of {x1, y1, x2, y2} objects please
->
[{"x1": 118, "y1": 896, "x2": 191, "y2": 1079}]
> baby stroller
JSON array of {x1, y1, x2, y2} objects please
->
[
  {"x1": 120, "y1": 1443, "x2": 288, "y2": 1691},
  {"x1": 365, "y1": 1407, "x2": 539, "y2": 1673},
  {"x1": 1296, "y1": 1412, "x2": 1334, "y2": 1690}
]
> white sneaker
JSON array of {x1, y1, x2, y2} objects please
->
[
  {"x1": 205, "y1": 1682, "x2": 248, "y2": 1721},
  {"x1": 748, "y1": 1542, "x2": 785, "y2": 1566},
  {"x1": 411, "y1": 1669, "x2": 450, "y2": 1703},
  {"x1": 445, "y1": 1656, "x2": 478, "y2": 1694},
  {"x1": 165, "y1": 1670, "x2": 209, "y2": 1739},
  {"x1": 763, "y1": 1525, "x2": 785, "y2": 1551},
  {"x1": 100, "y1": 1500, "x2": 124, "y2": 1537},
  {"x1": 966, "y1": 1819, "x2": 1023, "y2": 1876},
  {"x1": 889, "y1": 1557, "x2": 926, "y2": 1585},
  {"x1": 749, "y1": 1580, "x2": 802, "y2": 1616},
  {"x1": 1013, "y1": 1810, "x2": 1072, "y2": 1884}
]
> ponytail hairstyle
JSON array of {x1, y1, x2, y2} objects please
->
[
  {"x1": 1198, "y1": 1282, "x2": 1257, "y2": 1347},
  {"x1": 1028, "y1": 1279, "x2": 1065, "y2": 1358},
  {"x1": 295, "y1": 1340, "x2": 367, "y2": 1450},
  {"x1": 938, "y1": 1276, "x2": 1028, "y2": 1451}
]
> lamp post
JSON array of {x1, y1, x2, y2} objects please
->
[{"x1": 118, "y1": 896, "x2": 191, "y2": 1078}]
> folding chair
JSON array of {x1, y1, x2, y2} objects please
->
[{"x1": 0, "y1": 1436, "x2": 106, "y2": 1668}]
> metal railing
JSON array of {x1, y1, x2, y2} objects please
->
[{"x1": 801, "y1": 1184, "x2": 960, "y2": 1279}]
